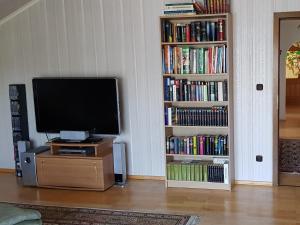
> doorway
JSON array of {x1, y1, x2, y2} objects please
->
[{"x1": 276, "y1": 14, "x2": 300, "y2": 186}]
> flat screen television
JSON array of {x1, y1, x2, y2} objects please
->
[{"x1": 32, "y1": 77, "x2": 120, "y2": 135}]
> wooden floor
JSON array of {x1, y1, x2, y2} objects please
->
[
  {"x1": 0, "y1": 173, "x2": 300, "y2": 225},
  {"x1": 279, "y1": 105, "x2": 300, "y2": 186},
  {"x1": 279, "y1": 105, "x2": 300, "y2": 139}
]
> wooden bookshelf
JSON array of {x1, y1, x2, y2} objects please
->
[{"x1": 160, "y1": 13, "x2": 233, "y2": 190}]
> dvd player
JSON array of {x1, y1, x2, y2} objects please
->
[{"x1": 58, "y1": 148, "x2": 94, "y2": 155}]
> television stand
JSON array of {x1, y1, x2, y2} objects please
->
[
  {"x1": 50, "y1": 137, "x2": 103, "y2": 144},
  {"x1": 36, "y1": 138, "x2": 114, "y2": 191}
]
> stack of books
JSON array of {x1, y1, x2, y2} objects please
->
[
  {"x1": 162, "y1": 1, "x2": 230, "y2": 16},
  {"x1": 163, "y1": 2, "x2": 196, "y2": 16}
]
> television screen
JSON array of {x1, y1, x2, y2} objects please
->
[{"x1": 32, "y1": 77, "x2": 120, "y2": 135}]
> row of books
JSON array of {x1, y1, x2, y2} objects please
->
[
  {"x1": 163, "y1": 2, "x2": 196, "y2": 15},
  {"x1": 166, "y1": 135, "x2": 228, "y2": 156},
  {"x1": 165, "y1": 106, "x2": 228, "y2": 126},
  {"x1": 167, "y1": 161, "x2": 228, "y2": 183},
  {"x1": 162, "y1": 45, "x2": 227, "y2": 74},
  {"x1": 194, "y1": 0, "x2": 230, "y2": 14},
  {"x1": 162, "y1": 20, "x2": 225, "y2": 43},
  {"x1": 164, "y1": 78, "x2": 228, "y2": 102}
]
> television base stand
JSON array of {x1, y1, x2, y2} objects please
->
[
  {"x1": 36, "y1": 138, "x2": 114, "y2": 191},
  {"x1": 51, "y1": 137, "x2": 103, "y2": 144}
]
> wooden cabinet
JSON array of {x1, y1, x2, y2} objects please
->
[{"x1": 36, "y1": 139, "x2": 114, "y2": 191}]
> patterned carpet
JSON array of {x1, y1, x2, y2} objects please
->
[
  {"x1": 279, "y1": 139, "x2": 300, "y2": 173},
  {"x1": 16, "y1": 204, "x2": 200, "y2": 225}
]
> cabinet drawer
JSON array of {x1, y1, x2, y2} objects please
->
[{"x1": 36, "y1": 157, "x2": 104, "y2": 189}]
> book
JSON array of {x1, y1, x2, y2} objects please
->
[
  {"x1": 167, "y1": 107, "x2": 172, "y2": 125},
  {"x1": 193, "y1": 1, "x2": 207, "y2": 14},
  {"x1": 199, "y1": 164, "x2": 203, "y2": 181},
  {"x1": 186, "y1": 162, "x2": 191, "y2": 181},
  {"x1": 164, "y1": 10, "x2": 196, "y2": 15},
  {"x1": 182, "y1": 47, "x2": 190, "y2": 74},
  {"x1": 181, "y1": 163, "x2": 187, "y2": 181},
  {"x1": 174, "y1": 163, "x2": 180, "y2": 180},
  {"x1": 194, "y1": 164, "x2": 200, "y2": 181},
  {"x1": 203, "y1": 164, "x2": 208, "y2": 182},
  {"x1": 165, "y1": 3, "x2": 194, "y2": 6},
  {"x1": 190, "y1": 163, "x2": 195, "y2": 181},
  {"x1": 224, "y1": 161, "x2": 229, "y2": 184},
  {"x1": 170, "y1": 163, "x2": 175, "y2": 180},
  {"x1": 167, "y1": 163, "x2": 171, "y2": 180},
  {"x1": 164, "y1": 5, "x2": 194, "y2": 10}
]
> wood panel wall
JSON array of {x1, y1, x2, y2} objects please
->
[{"x1": 0, "y1": 0, "x2": 300, "y2": 181}]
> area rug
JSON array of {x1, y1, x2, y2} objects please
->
[
  {"x1": 279, "y1": 138, "x2": 300, "y2": 173},
  {"x1": 14, "y1": 204, "x2": 200, "y2": 225}
]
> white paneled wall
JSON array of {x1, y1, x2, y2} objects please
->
[
  {"x1": 1, "y1": 0, "x2": 300, "y2": 180},
  {"x1": 0, "y1": 0, "x2": 165, "y2": 176},
  {"x1": 274, "y1": 0, "x2": 300, "y2": 12}
]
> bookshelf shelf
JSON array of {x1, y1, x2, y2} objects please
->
[
  {"x1": 164, "y1": 101, "x2": 228, "y2": 107},
  {"x1": 160, "y1": 13, "x2": 228, "y2": 20},
  {"x1": 167, "y1": 180, "x2": 231, "y2": 190},
  {"x1": 163, "y1": 74, "x2": 228, "y2": 81},
  {"x1": 166, "y1": 154, "x2": 229, "y2": 160},
  {"x1": 165, "y1": 125, "x2": 228, "y2": 129},
  {"x1": 161, "y1": 41, "x2": 227, "y2": 46},
  {"x1": 161, "y1": 12, "x2": 233, "y2": 191},
  {"x1": 163, "y1": 73, "x2": 228, "y2": 76}
]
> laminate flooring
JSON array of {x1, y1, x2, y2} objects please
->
[{"x1": 0, "y1": 173, "x2": 299, "y2": 225}]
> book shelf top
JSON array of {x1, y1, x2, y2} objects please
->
[
  {"x1": 164, "y1": 101, "x2": 229, "y2": 107},
  {"x1": 165, "y1": 125, "x2": 228, "y2": 129},
  {"x1": 161, "y1": 41, "x2": 227, "y2": 46},
  {"x1": 160, "y1": 13, "x2": 229, "y2": 20},
  {"x1": 166, "y1": 154, "x2": 229, "y2": 158},
  {"x1": 163, "y1": 74, "x2": 228, "y2": 80}
]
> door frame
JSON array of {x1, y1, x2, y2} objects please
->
[{"x1": 273, "y1": 12, "x2": 300, "y2": 186}]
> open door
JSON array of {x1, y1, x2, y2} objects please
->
[{"x1": 278, "y1": 18, "x2": 300, "y2": 186}]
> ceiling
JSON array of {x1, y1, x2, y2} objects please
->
[{"x1": 0, "y1": 0, "x2": 32, "y2": 20}]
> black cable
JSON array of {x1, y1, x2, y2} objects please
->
[{"x1": 45, "y1": 132, "x2": 50, "y2": 142}]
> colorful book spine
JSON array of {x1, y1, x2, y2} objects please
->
[
  {"x1": 161, "y1": 20, "x2": 226, "y2": 43},
  {"x1": 166, "y1": 135, "x2": 228, "y2": 156},
  {"x1": 182, "y1": 47, "x2": 190, "y2": 74},
  {"x1": 162, "y1": 45, "x2": 227, "y2": 75}
]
